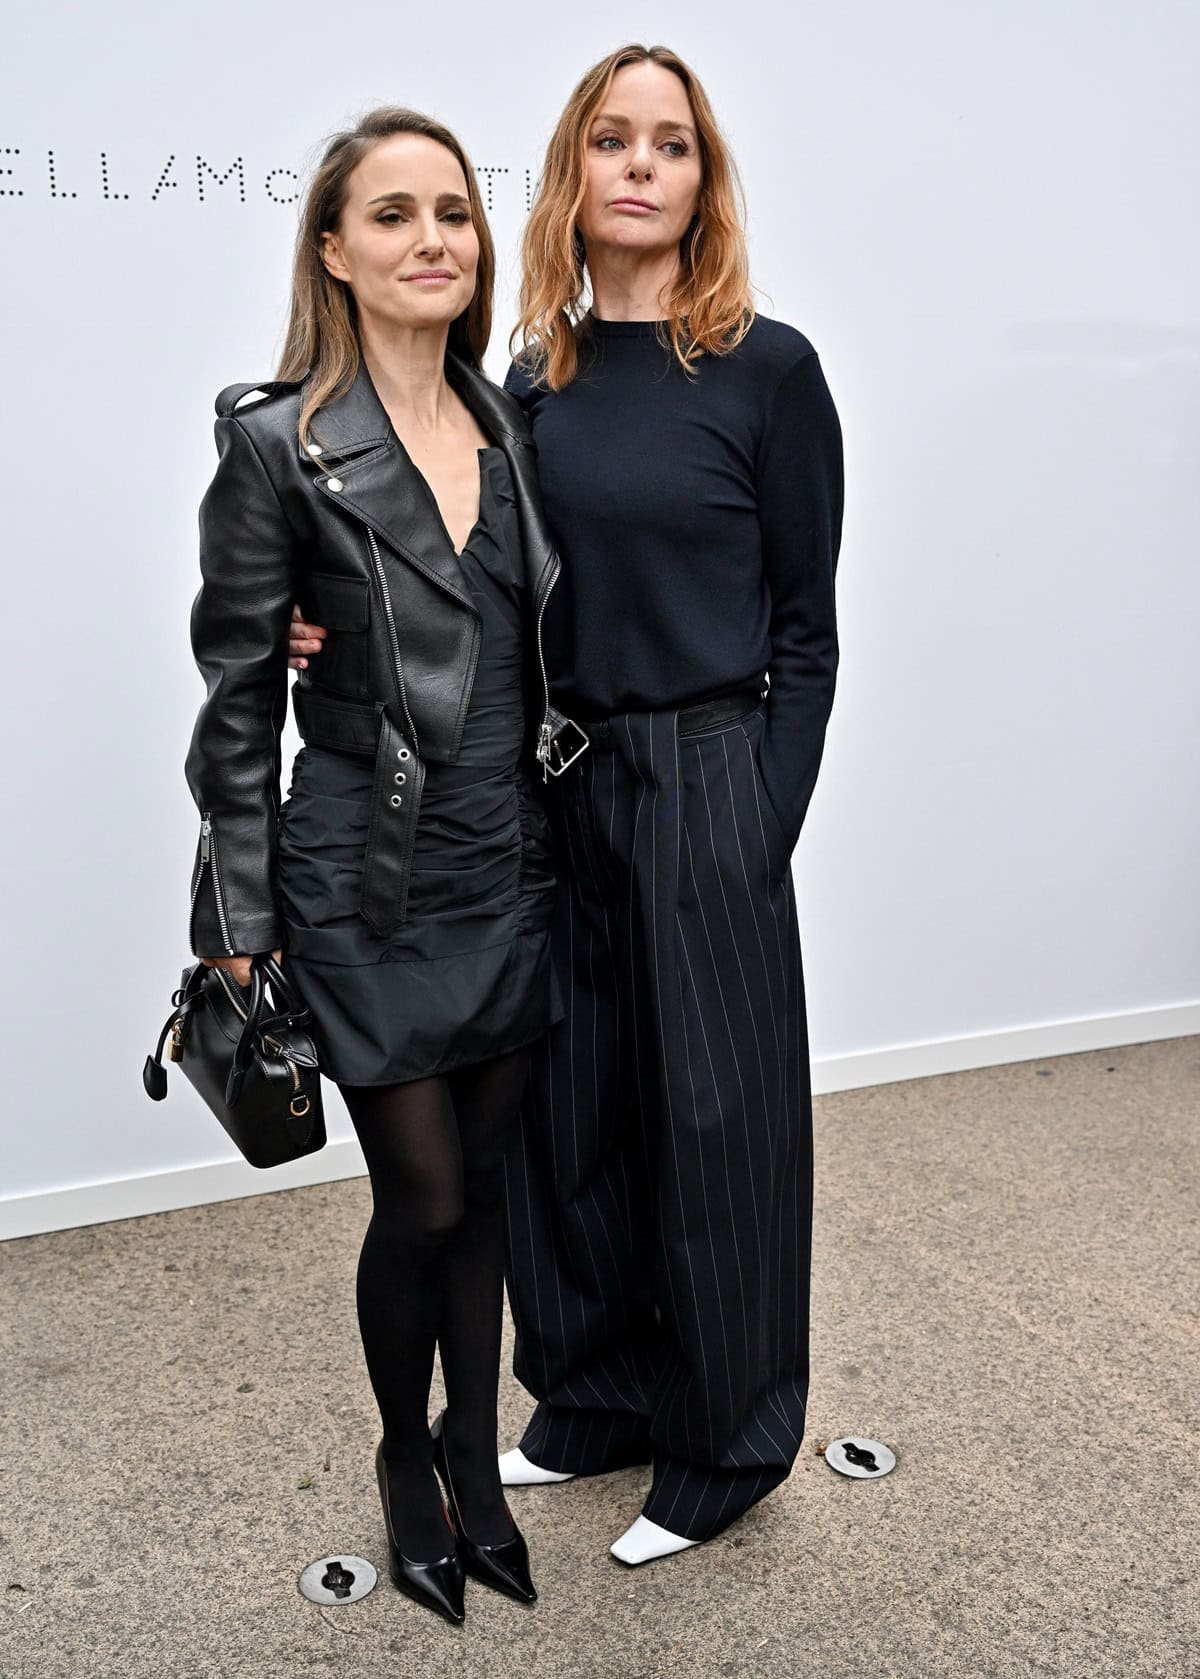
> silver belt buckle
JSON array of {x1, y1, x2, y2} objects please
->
[{"x1": 538, "y1": 715, "x2": 590, "y2": 779}]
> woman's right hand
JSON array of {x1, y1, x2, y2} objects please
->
[
  {"x1": 202, "y1": 950, "x2": 282, "y2": 989},
  {"x1": 289, "y1": 604, "x2": 327, "y2": 670}
]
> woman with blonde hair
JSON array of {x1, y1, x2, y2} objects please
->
[
  {"x1": 190, "y1": 106, "x2": 584, "y2": 1621},
  {"x1": 292, "y1": 43, "x2": 843, "y2": 1566}
]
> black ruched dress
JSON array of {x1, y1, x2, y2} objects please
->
[{"x1": 275, "y1": 447, "x2": 560, "y2": 1086}]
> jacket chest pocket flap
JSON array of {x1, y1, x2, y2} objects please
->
[{"x1": 302, "y1": 572, "x2": 371, "y2": 697}]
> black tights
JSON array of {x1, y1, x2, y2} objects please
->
[{"x1": 341, "y1": 1051, "x2": 529, "y2": 1560}]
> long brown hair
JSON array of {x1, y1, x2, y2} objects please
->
[
  {"x1": 277, "y1": 107, "x2": 495, "y2": 449},
  {"x1": 513, "y1": 44, "x2": 753, "y2": 390}
]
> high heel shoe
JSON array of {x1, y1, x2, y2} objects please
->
[
  {"x1": 431, "y1": 1411, "x2": 537, "y2": 1603},
  {"x1": 374, "y1": 1443, "x2": 466, "y2": 1625}
]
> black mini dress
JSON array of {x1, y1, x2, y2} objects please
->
[{"x1": 275, "y1": 448, "x2": 560, "y2": 1086}]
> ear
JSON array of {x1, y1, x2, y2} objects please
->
[{"x1": 320, "y1": 229, "x2": 351, "y2": 285}]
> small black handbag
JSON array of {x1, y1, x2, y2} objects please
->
[{"x1": 144, "y1": 955, "x2": 325, "y2": 1169}]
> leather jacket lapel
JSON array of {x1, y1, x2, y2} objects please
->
[
  {"x1": 493, "y1": 434, "x2": 558, "y2": 605},
  {"x1": 302, "y1": 363, "x2": 389, "y2": 459},
  {"x1": 308, "y1": 362, "x2": 471, "y2": 607},
  {"x1": 446, "y1": 357, "x2": 559, "y2": 604},
  {"x1": 305, "y1": 353, "x2": 559, "y2": 612}
]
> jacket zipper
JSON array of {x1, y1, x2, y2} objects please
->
[
  {"x1": 372, "y1": 519, "x2": 562, "y2": 776},
  {"x1": 533, "y1": 555, "x2": 560, "y2": 776},
  {"x1": 200, "y1": 813, "x2": 235, "y2": 954},
  {"x1": 188, "y1": 849, "x2": 205, "y2": 934},
  {"x1": 366, "y1": 530, "x2": 420, "y2": 755}
]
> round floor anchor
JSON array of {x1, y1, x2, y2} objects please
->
[
  {"x1": 824, "y1": 1436, "x2": 896, "y2": 1479},
  {"x1": 298, "y1": 1554, "x2": 378, "y2": 1605}
]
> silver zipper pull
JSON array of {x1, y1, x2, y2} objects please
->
[
  {"x1": 200, "y1": 815, "x2": 211, "y2": 863},
  {"x1": 537, "y1": 722, "x2": 552, "y2": 784}
]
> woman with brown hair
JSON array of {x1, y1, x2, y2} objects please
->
[
  {"x1": 188, "y1": 107, "x2": 583, "y2": 1621},
  {"x1": 293, "y1": 43, "x2": 843, "y2": 1567}
]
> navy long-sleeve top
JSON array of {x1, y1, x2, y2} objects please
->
[{"x1": 504, "y1": 313, "x2": 843, "y2": 840}]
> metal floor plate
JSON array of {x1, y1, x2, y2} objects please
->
[
  {"x1": 298, "y1": 1554, "x2": 378, "y2": 1605},
  {"x1": 824, "y1": 1436, "x2": 897, "y2": 1478}
]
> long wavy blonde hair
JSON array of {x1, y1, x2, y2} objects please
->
[
  {"x1": 277, "y1": 108, "x2": 495, "y2": 449},
  {"x1": 513, "y1": 44, "x2": 753, "y2": 390}
]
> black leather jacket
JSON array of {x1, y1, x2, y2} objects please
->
[{"x1": 185, "y1": 353, "x2": 583, "y2": 959}]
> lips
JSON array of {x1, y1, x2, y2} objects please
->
[
  {"x1": 610, "y1": 198, "x2": 658, "y2": 213},
  {"x1": 403, "y1": 270, "x2": 455, "y2": 282}
]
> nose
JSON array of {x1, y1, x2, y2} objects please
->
[
  {"x1": 624, "y1": 140, "x2": 655, "y2": 183},
  {"x1": 413, "y1": 212, "x2": 445, "y2": 257}
]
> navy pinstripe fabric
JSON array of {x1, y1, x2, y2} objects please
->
[{"x1": 503, "y1": 703, "x2": 812, "y2": 1541}]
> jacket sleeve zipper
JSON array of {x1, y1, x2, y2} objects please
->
[{"x1": 198, "y1": 813, "x2": 236, "y2": 954}]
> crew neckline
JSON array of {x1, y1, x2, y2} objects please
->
[{"x1": 586, "y1": 314, "x2": 667, "y2": 339}]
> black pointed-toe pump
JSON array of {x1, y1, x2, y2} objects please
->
[
  {"x1": 430, "y1": 1411, "x2": 537, "y2": 1604},
  {"x1": 375, "y1": 1443, "x2": 466, "y2": 1625}
]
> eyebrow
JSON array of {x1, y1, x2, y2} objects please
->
[
  {"x1": 590, "y1": 112, "x2": 697, "y2": 140},
  {"x1": 364, "y1": 190, "x2": 471, "y2": 207}
]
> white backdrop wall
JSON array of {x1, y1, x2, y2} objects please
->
[{"x1": 2, "y1": 1, "x2": 1197, "y2": 1239}]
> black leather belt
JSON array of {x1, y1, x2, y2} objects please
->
[{"x1": 584, "y1": 689, "x2": 763, "y2": 750}]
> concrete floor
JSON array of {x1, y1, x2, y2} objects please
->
[{"x1": 2, "y1": 1038, "x2": 1197, "y2": 1679}]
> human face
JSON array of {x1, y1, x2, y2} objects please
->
[
  {"x1": 577, "y1": 61, "x2": 703, "y2": 262},
  {"x1": 320, "y1": 133, "x2": 479, "y2": 336}
]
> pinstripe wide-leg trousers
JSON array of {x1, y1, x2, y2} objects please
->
[{"x1": 503, "y1": 701, "x2": 813, "y2": 1541}]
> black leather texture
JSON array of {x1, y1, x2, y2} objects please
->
[
  {"x1": 143, "y1": 957, "x2": 326, "y2": 1170},
  {"x1": 185, "y1": 354, "x2": 571, "y2": 957}
]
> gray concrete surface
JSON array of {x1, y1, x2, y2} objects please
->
[{"x1": 2, "y1": 1038, "x2": 1197, "y2": 1678}]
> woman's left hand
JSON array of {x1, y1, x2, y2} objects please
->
[{"x1": 202, "y1": 949, "x2": 283, "y2": 989}]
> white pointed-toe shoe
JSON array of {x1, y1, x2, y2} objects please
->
[
  {"x1": 609, "y1": 1514, "x2": 700, "y2": 1566},
  {"x1": 498, "y1": 1446, "x2": 576, "y2": 1487}
]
